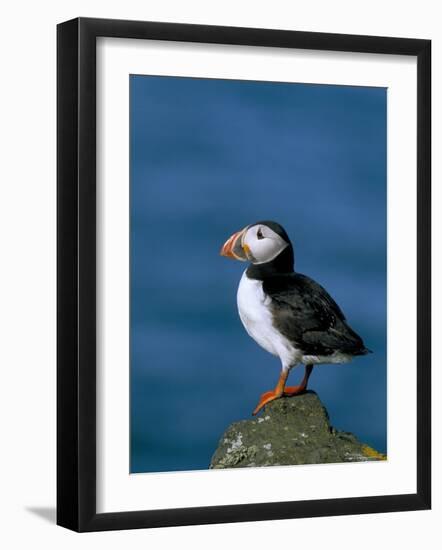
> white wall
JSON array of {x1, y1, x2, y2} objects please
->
[{"x1": 0, "y1": 1, "x2": 439, "y2": 548}]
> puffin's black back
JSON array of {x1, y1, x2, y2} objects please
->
[{"x1": 263, "y1": 273, "x2": 369, "y2": 357}]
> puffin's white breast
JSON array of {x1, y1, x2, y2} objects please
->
[{"x1": 236, "y1": 270, "x2": 300, "y2": 369}]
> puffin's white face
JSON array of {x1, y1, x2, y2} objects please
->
[
  {"x1": 220, "y1": 223, "x2": 289, "y2": 264},
  {"x1": 242, "y1": 224, "x2": 289, "y2": 264}
]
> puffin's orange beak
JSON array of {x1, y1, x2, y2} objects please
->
[{"x1": 220, "y1": 228, "x2": 249, "y2": 261}]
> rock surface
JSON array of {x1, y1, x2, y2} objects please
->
[{"x1": 210, "y1": 391, "x2": 385, "y2": 469}]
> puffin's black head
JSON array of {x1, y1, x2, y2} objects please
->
[{"x1": 220, "y1": 221, "x2": 293, "y2": 266}]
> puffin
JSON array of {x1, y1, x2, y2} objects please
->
[{"x1": 220, "y1": 221, "x2": 370, "y2": 415}]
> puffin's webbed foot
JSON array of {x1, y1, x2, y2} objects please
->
[
  {"x1": 283, "y1": 384, "x2": 308, "y2": 396},
  {"x1": 252, "y1": 364, "x2": 314, "y2": 416},
  {"x1": 252, "y1": 389, "x2": 283, "y2": 416}
]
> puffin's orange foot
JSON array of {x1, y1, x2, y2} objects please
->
[
  {"x1": 252, "y1": 365, "x2": 314, "y2": 415},
  {"x1": 252, "y1": 390, "x2": 282, "y2": 416},
  {"x1": 283, "y1": 384, "x2": 307, "y2": 397}
]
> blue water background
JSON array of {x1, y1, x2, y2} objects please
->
[{"x1": 130, "y1": 75, "x2": 387, "y2": 473}]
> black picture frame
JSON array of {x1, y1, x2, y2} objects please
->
[{"x1": 57, "y1": 17, "x2": 431, "y2": 532}]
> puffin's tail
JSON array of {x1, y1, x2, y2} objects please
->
[{"x1": 355, "y1": 347, "x2": 372, "y2": 355}]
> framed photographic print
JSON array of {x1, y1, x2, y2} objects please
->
[{"x1": 57, "y1": 17, "x2": 431, "y2": 531}]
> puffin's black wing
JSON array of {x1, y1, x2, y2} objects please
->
[{"x1": 263, "y1": 273, "x2": 369, "y2": 357}]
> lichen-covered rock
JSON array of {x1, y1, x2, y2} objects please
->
[{"x1": 210, "y1": 391, "x2": 386, "y2": 469}]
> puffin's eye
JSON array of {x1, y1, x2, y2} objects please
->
[{"x1": 257, "y1": 228, "x2": 264, "y2": 240}]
